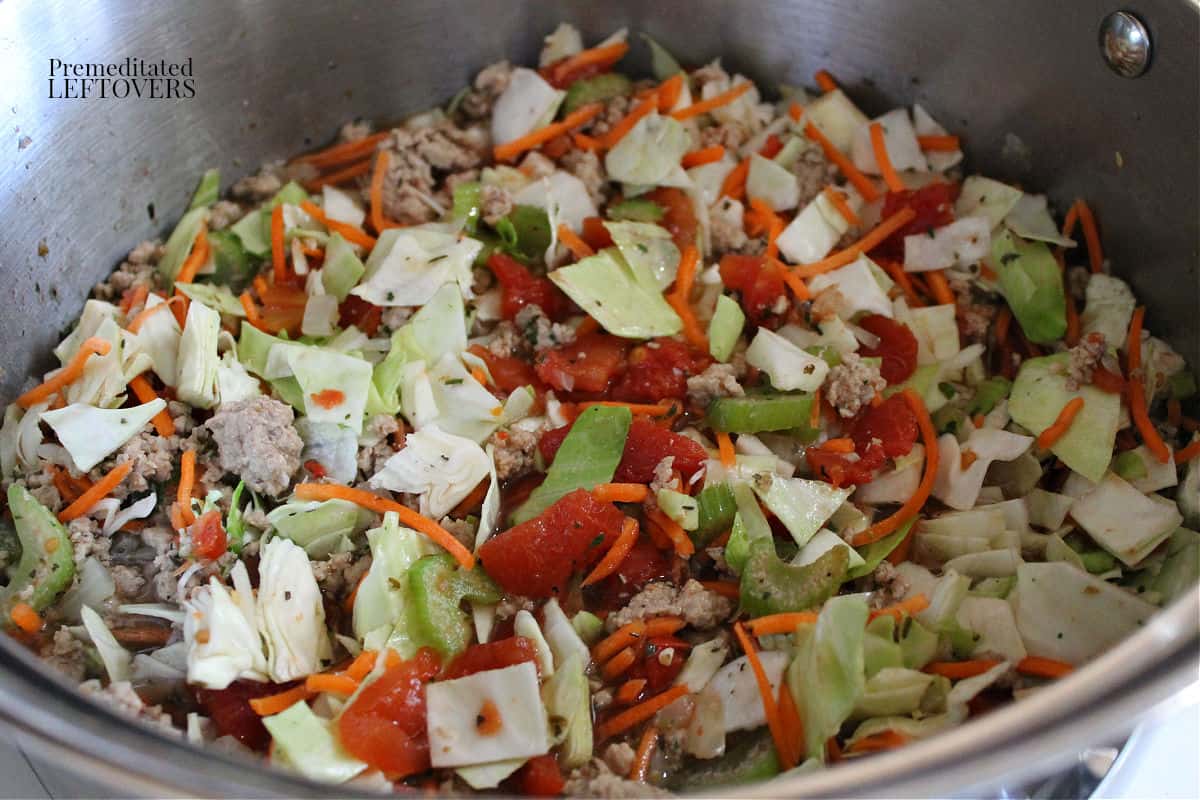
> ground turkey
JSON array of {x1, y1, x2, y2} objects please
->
[
  {"x1": 605, "y1": 580, "x2": 733, "y2": 632},
  {"x1": 824, "y1": 353, "x2": 886, "y2": 418},
  {"x1": 686, "y1": 363, "x2": 744, "y2": 409},
  {"x1": 204, "y1": 397, "x2": 303, "y2": 497}
]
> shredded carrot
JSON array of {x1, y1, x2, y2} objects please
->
[
  {"x1": 793, "y1": 206, "x2": 917, "y2": 279},
  {"x1": 822, "y1": 185, "x2": 861, "y2": 226},
  {"x1": 716, "y1": 431, "x2": 736, "y2": 468},
  {"x1": 294, "y1": 131, "x2": 389, "y2": 169},
  {"x1": 249, "y1": 685, "x2": 313, "y2": 716},
  {"x1": 850, "y1": 389, "x2": 938, "y2": 546},
  {"x1": 174, "y1": 225, "x2": 210, "y2": 285},
  {"x1": 1064, "y1": 292, "x2": 1081, "y2": 346},
  {"x1": 1125, "y1": 307, "x2": 1171, "y2": 463},
  {"x1": 9, "y1": 602, "x2": 42, "y2": 634},
  {"x1": 572, "y1": 132, "x2": 602, "y2": 151},
  {"x1": 557, "y1": 223, "x2": 595, "y2": 260},
  {"x1": 733, "y1": 622, "x2": 794, "y2": 770},
  {"x1": 1016, "y1": 656, "x2": 1074, "y2": 679},
  {"x1": 814, "y1": 69, "x2": 838, "y2": 93},
  {"x1": 299, "y1": 201, "x2": 377, "y2": 250},
  {"x1": 869, "y1": 122, "x2": 906, "y2": 193},
  {"x1": 681, "y1": 145, "x2": 726, "y2": 168},
  {"x1": 809, "y1": 388, "x2": 822, "y2": 430},
  {"x1": 846, "y1": 730, "x2": 911, "y2": 754},
  {"x1": 294, "y1": 483, "x2": 476, "y2": 569},
  {"x1": 916, "y1": 134, "x2": 961, "y2": 152},
  {"x1": 305, "y1": 673, "x2": 361, "y2": 695},
  {"x1": 119, "y1": 284, "x2": 150, "y2": 316},
  {"x1": 594, "y1": 617, "x2": 684, "y2": 663},
  {"x1": 583, "y1": 518, "x2": 640, "y2": 587},
  {"x1": 128, "y1": 375, "x2": 176, "y2": 437},
  {"x1": 239, "y1": 291, "x2": 266, "y2": 330},
  {"x1": 580, "y1": 400, "x2": 679, "y2": 417},
  {"x1": 592, "y1": 484, "x2": 649, "y2": 504},
  {"x1": 818, "y1": 437, "x2": 855, "y2": 453},
  {"x1": 1074, "y1": 199, "x2": 1104, "y2": 273},
  {"x1": 698, "y1": 580, "x2": 741, "y2": 599},
  {"x1": 657, "y1": 73, "x2": 684, "y2": 112},
  {"x1": 177, "y1": 449, "x2": 198, "y2": 527},
  {"x1": 788, "y1": 102, "x2": 804, "y2": 122},
  {"x1": 494, "y1": 103, "x2": 605, "y2": 163},
  {"x1": 924, "y1": 659, "x2": 1002, "y2": 680},
  {"x1": 1036, "y1": 397, "x2": 1085, "y2": 449},
  {"x1": 666, "y1": 292, "x2": 708, "y2": 350},
  {"x1": 368, "y1": 149, "x2": 399, "y2": 234},
  {"x1": 614, "y1": 678, "x2": 647, "y2": 706},
  {"x1": 670, "y1": 244, "x2": 700, "y2": 301},
  {"x1": 126, "y1": 298, "x2": 178, "y2": 334},
  {"x1": 630, "y1": 726, "x2": 659, "y2": 782},
  {"x1": 596, "y1": 685, "x2": 689, "y2": 741},
  {"x1": 1167, "y1": 398, "x2": 1183, "y2": 428},
  {"x1": 960, "y1": 449, "x2": 978, "y2": 469},
  {"x1": 718, "y1": 157, "x2": 751, "y2": 200},
  {"x1": 345, "y1": 650, "x2": 379, "y2": 681},
  {"x1": 644, "y1": 508, "x2": 695, "y2": 557},
  {"x1": 747, "y1": 612, "x2": 819, "y2": 637},
  {"x1": 777, "y1": 682, "x2": 804, "y2": 768},
  {"x1": 17, "y1": 337, "x2": 111, "y2": 408},
  {"x1": 867, "y1": 593, "x2": 930, "y2": 622},
  {"x1": 778, "y1": 261, "x2": 812, "y2": 301},
  {"x1": 602, "y1": 647, "x2": 638, "y2": 680},
  {"x1": 58, "y1": 461, "x2": 132, "y2": 523},
  {"x1": 925, "y1": 269, "x2": 956, "y2": 306},
  {"x1": 546, "y1": 42, "x2": 629, "y2": 86},
  {"x1": 642, "y1": 516, "x2": 674, "y2": 550},
  {"x1": 803, "y1": 121, "x2": 880, "y2": 202},
  {"x1": 269, "y1": 204, "x2": 288, "y2": 283},
  {"x1": 878, "y1": 259, "x2": 923, "y2": 306},
  {"x1": 303, "y1": 157, "x2": 373, "y2": 192},
  {"x1": 670, "y1": 82, "x2": 752, "y2": 121},
  {"x1": 1175, "y1": 439, "x2": 1200, "y2": 464}
]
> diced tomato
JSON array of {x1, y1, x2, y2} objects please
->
[
  {"x1": 719, "y1": 254, "x2": 786, "y2": 323},
  {"x1": 535, "y1": 332, "x2": 629, "y2": 394},
  {"x1": 640, "y1": 635, "x2": 692, "y2": 691},
  {"x1": 644, "y1": 187, "x2": 698, "y2": 250},
  {"x1": 193, "y1": 681, "x2": 288, "y2": 751},
  {"x1": 806, "y1": 447, "x2": 882, "y2": 487},
  {"x1": 541, "y1": 47, "x2": 626, "y2": 89},
  {"x1": 758, "y1": 133, "x2": 784, "y2": 158},
  {"x1": 304, "y1": 459, "x2": 328, "y2": 479},
  {"x1": 478, "y1": 489, "x2": 626, "y2": 598},
  {"x1": 581, "y1": 216, "x2": 615, "y2": 251},
  {"x1": 611, "y1": 338, "x2": 712, "y2": 403},
  {"x1": 541, "y1": 133, "x2": 573, "y2": 160},
  {"x1": 856, "y1": 314, "x2": 919, "y2": 384},
  {"x1": 488, "y1": 251, "x2": 571, "y2": 320},
  {"x1": 443, "y1": 637, "x2": 538, "y2": 680},
  {"x1": 851, "y1": 393, "x2": 919, "y2": 460},
  {"x1": 190, "y1": 510, "x2": 227, "y2": 561},
  {"x1": 539, "y1": 418, "x2": 709, "y2": 483},
  {"x1": 339, "y1": 295, "x2": 383, "y2": 337},
  {"x1": 337, "y1": 648, "x2": 441, "y2": 777},
  {"x1": 590, "y1": 536, "x2": 673, "y2": 610},
  {"x1": 468, "y1": 344, "x2": 543, "y2": 393},
  {"x1": 515, "y1": 754, "x2": 567, "y2": 797},
  {"x1": 872, "y1": 181, "x2": 960, "y2": 260}
]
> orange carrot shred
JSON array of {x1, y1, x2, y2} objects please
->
[
  {"x1": 9, "y1": 602, "x2": 42, "y2": 634},
  {"x1": 545, "y1": 42, "x2": 630, "y2": 87},
  {"x1": 270, "y1": 205, "x2": 287, "y2": 283},
  {"x1": 850, "y1": 389, "x2": 938, "y2": 546},
  {"x1": 630, "y1": 726, "x2": 659, "y2": 782},
  {"x1": 814, "y1": 69, "x2": 838, "y2": 93},
  {"x1": 345, "y1": 650, "x2": 379, "y2": 681},
  {"x1": 602, "y1": 647, "x2": 638, "y2": 680},
  {"x1": 716, "y1": 431, "x2": 736, "y2": 468},
  {"x1": 594, "y1": 620, "x2": 647, "y2": 664},
  {"x1": 1075, "y1": 199, "x2": 1104, "y2": 273},
  {"x1": 299, "y1": 201, "x2": 377, "y2": 250},
  {"x1": 867, "y1": 593, "x2": 930, "y2": 622},
  {"x1": 303, "y1": 157, "x2": 373, "y2": 192},
  {"x1": 822, "y1": 185, "x2": 861, "y2": 226},
  {"x1": 878, "y1": 259, "x2": 923, "y2": 306},
  {"x1": 1175, "y1": 439, "x2": 1200, "y2": 464},
  {"x1": 960, "y1": 449, "x2": 978, "y2": 470},
  {"x1": 18, "y1": 337, "x2": 112, "y2": 408},
  {"x1": 239, "y1": 291, "x2": 266, "y2": 330},
  {"x1": 810, "y1": 388, "x2": 822, "y2": 430},
  {"x1": 1016, "y1": 656, "x2": 1074, "y2": 679},
  {"x1": 803, "y1": 121, "x2": 880, "y2": 202},
  {"x1": 579, "y1": 400, "x2": 678, "y2": 417},
  {"x1": 592, "y1": 484, "x2": 649, "y2": 504},
  {"x1": 777, "y1": 682, "x2": 805, "y2": 767},
  {"x1": 670, "y1": 82, "x2": 752, "y2": 121},
  {"x1": 718, "y1": 158, "x2": 751, "y2": 200},
  {"x1": 734, "y1": 622, "x2": 794, "y2": 770},
  {"x1": 596, "y1": 685, "x2": 689, "y2": 741},
  {"x1": 1126, "y1": 307, "x2": 1171, "y2": 463},
  {"x1": 128, "y1": 375, "x2": 176, "y2": 437},
  {"x1": 792, "y1": 207, "x2": 917, "y2": 279},
  {"x1": 869, "y1": 122, "x2": 905, "y2": 193},
  {"x1": 369, "y1": 150, "x2": 400, "y2": 234},
  {"x1": 916, "y1": 134, "x2": 961, "y2": 152},
  {"x1": 925, "y1": 269, "x2": 956, "y2": 306},
  {"x1": 305, "y1": 673, "x2": 360, "y2": 696},
  {"x1": 924, "y1": 659, "x2": 1002, "y2": 680},
  {"x1": 681, "y1": 145, "x2": 726, "y2": 168},
  {"x1": 1036, "y1": 397, "x2": 1085, "y2": 449},
  {"x1": 846, "y1": 730, "x2": 911, "y2": 754},
  {"x1": 58, "y1": 461, "x2": 132, "y2": 523},
  {"x1": 818, "y1": 437, "x2": 855, "y2": 453},
  {"x1": 657, "y1": 73, "x2": 684, "y2": 112},
  {"x1": 615, "y1": 678, "x2": 648, "y2": 706},
  {"x1": 557, "y1": 223, "x2": 595, "y2": 260},
  {"x1": 177, "y1": 449, "x2": 198, "y2": 527},
  {"x1": 293, "y1": 131, "x2": 389, "y2": 169},
  {"x1": 583, "y1": 517, "x2": 640, "y2": 587},
  {"x1": 698, "y1": 580, "x2": 741, "y2": 599},
  {"x1": 249, "y1": 685, "x2": 313, "y2": 716},
  {"x1": 175, "y1": 225, "x2": 210, "y2": 286},
  {"x1": 294, "y1": 483, "x2": 476, "y2": 569},
  {"x1": 644, "y1": 508, "x2": 695, "y2": 557},
  {"x1": 747, "y1": 612, "x2": 819, "y2": 637},
  {"x1": 494, "y1": 103, "x2": 605, "y2": 163}
]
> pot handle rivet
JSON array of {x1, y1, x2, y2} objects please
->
[{"x1": 1099, "y1": 10, "x2": 1152, "y2": 78}]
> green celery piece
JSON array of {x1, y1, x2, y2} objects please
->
[
  {"x1": 564, "y1": 73, "x2": 632, "y2": 113},
  {"x1": 3, "y1": 485, "x2": 75, "y2": 615},
  {"x1": 607, "y1": 197, "x2": 664, "y2": 222},
  {"x1": 206, "y1": 230, "x2": 257, "y2": 292},
  {"x1": 512, "y1": 406, "x2": 631, "y2": 524},
  {"x1": 846, "y1": 518, "x2": 915, "y2": 580},
  {"x1": 898, "y1": 616, "x2": 939, "y2": 669},
  {"x1": 863, "y1": 616, "x2": 903, "y2": 678},
  {"x1": 159, "y1": 206, "x2": 209, "y2": 285},
  {"x1": 739, "y1": 538, "x2": 848, "y2": 616},
  {"x1": 408, "y1": 554, "x2": 501, "y2": 658},
  {"x1": 571, "y1": 610, "x2": 605, "y2": 645},
  {"x1": 965, "y1": 376, "x2": 1012, "y2": 416},
  {"x1": 707, "y1": 392, "x2": 815, "y2": 433},
  {"x1": 641, "y1": 34, "x2": 683, "y2": 81},
  {"x1": 452, "y1": 181, "x2": 483, "y2": 233},
  {"x1": 667, "y1": 729, "x2": 780, "y2": 791},
  {"x1": 707, "y1": 295, "x2": 745, "y2": 363},
  {"x1": 991, "y1": 229, "x2": 1067, "y2": 344},
  {"x1": 1112, "y1": 450, "x2": 1149, "y2": 482},
  {"x1": 237, "y1": 322, "x2": 288, "y2": 376},
  {"x1": 691, "y1": 483, "x2": 737, "y2": 548},
  {"x1": 188, "y1": 168, "x2": 220, "y2": 211},
  {"x1": 657, "y1": 488, "x2": 698, "y2": 530},
  {"x1": 226, "y1": 481, "x2": 247, "y2": 554},
  {"x1": 321, "y1": 233, "x2": 366, "y2": 301},
  {"x1": 497, "y1": 205, "x2": 552, "y2": 264},
  {"x1": 724, "y1": 483, "x2": 772, "y2": 574}
]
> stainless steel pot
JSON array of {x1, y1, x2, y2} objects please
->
[{"x1": 0, "y1": 1, "x2": 1196, "y2": 796}]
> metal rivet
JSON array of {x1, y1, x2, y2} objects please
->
[{"x1": 1099, "y1": 10, "x2": 1152, "y2": 78}]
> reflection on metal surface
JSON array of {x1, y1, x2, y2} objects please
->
[{"x1": 1099, "y1": 11, "x2": 1152, "y2": 78}]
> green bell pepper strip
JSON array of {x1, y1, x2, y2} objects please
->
[
  {"x1": 739, "y1": 537, "x2": 848, "y2": 617},
  {"x1": 2, "y1": 485, "x2": 76, "y2": 618},
  {"x1": 408, "y1": 553, "x2": 501, "y2": 658}
]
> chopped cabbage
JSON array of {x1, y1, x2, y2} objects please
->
[
  {"x1": 215, "y1": 350, "x2": 261, "y2": 407},
  {"x1": 159, "y1": 206, "x2": 209, "y2": 284},
  {"x1": 991, "y1": 229, "x2": 1067, "y2": 344},
  {"x1": 321, "y1": 185, "x2": 365, "y2": 228},
  {"x1": 175, "y1": 282, "x2": 246, "y2": 316},
  {"x1": 80, "y1": 605, "x2": 131, "y2": 682},
  {"x1": 321, "y1": 233, "x2": 366, "y2": 301},
  {"x1": 266, "y1": 498, "x2": 368, "y2": 555},
  {"x1": 912, "y1": 104, "x2": 962, "y2": 172},
  {"x1": 286, "y1": 346, "x2": 373, "y2": 434},
  {"x1": 183, "y1": 563, "x2": 269, "y2": 689},
  {"x1": 903, "y1": 217, "x2": 991, "y2": 272},
  {"x1": 369, "y1": 426, "x2": 490, "y2": 518},
  {"x1": 708, "y1": 294, "x2": 746, "y2": 363},
  {"x1": 548, "y1": 248, "x2": 682, "y2": 338},
  {"x1": 851, "y1": 667, "x2": 941, "y2": 720},
  {"x1": 541, "y1": 653, "x2": 592, "y2": 768},
  {"x1": 491, "y1": 67, "x2": 565, "y2": 146},
  {"x1": 301, "y1": 294, "x2": 339, "y2": 337},
  {"x1": 605, "y1": 113, "x2": 691, "y2": 187},
  {"x1": 804, "y1": 89, "x2": 868, "y2": 153},
  {"x1": 1025, "y1": 488, "x2": 1074, "y2": 530},
  {"x1": 794, "y1": 529, "x2": 865, "y2": 570},
  {"x1": 542, "y1": 597, "x2": 590, "y2": 670},
  {"x1": 353, "y1": 228, "x2": 480, "y2": 307},
  {"x1": 955, "y1": 175, "x2": 1024, "y2": 228},
  {"x1": 775, "y1": 189, "x2": 853, "y2": 265},
  {"x1": 1004, "y1": 194, "x2": 1076, "y2": 247},
  {"x1": 751, "y1": 471, "x2": 850, "y2": 547},
  {"x1": 642, "y1": 33, "x2": 683, "y2": 80},
  {"x1": 176, "y1": 300, "x2": 221, "y2": 409},
  {"x1": 932, "y1": 428, "x2": 1033, "y2": 510},
  {"x1": 65, "y1": 317, "x2": 127, "y2": 408},
  {"x1": 426, "y1": 662, "x2": 550, "y2": 767},
  {"x1": 602, "y1": 220, "x2": 680, "y2": 289},
  {"x1": 1079, "y1": 273, "x2": 1136, "y2": 348},
  {"x1": 745, "y1": 328, "x2": 830, "y2": 392},
  {"x1": 746, "y1": 154, "x2": 800, "y2": 211},
  {"x1": 708, "y1": 650, "x2": 789, "y2": 733},
  {"x1": 263, "y1": 701, "x2": 367, "y2": 784},
  {"x1": 851, "y1": 108, "x2": 927, "y2": 175},
  {"x1": 807, "y1": 255, "x2": 894, "y2": 319},
  {"x1": 40, "y1": 399, "x2": 165, "y2": 472},
  {"x1": 55, "y1": 300, "x2": 117, "y2": 364},
  {"x1": 513, "y1": 171, "x2": 597, "y2": 235},
  {"x1": 900, "y1": 303, "x2": 960, "y2": 365},
  {"x1": 514, "y1": 609, "x2": 554, "y2": 677},
  {"x1": 674, "y1": 637, "x2": 729, "y2": 693},
  {"x1": 1069, "y1": 473, "x2": 1182, "y2": 566},
  {"x1": 854, "y1": 445, "x2": 923, "y2": 505},
  {"x1": 256, "y1": 536, "x2": 331, "y2": 681},
  {"x1": 687, "y1": 157, "x2": 737, "y2": 206},
  {"x1": 540, "y1": 22, "x2": 583, "y2": 66},
  {"x1": 1122, "y1": 444, "x2": 1178, "y2": 493},
  {"x1": 353, "y1": 512, "x2": 440, "y2": 655}
]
